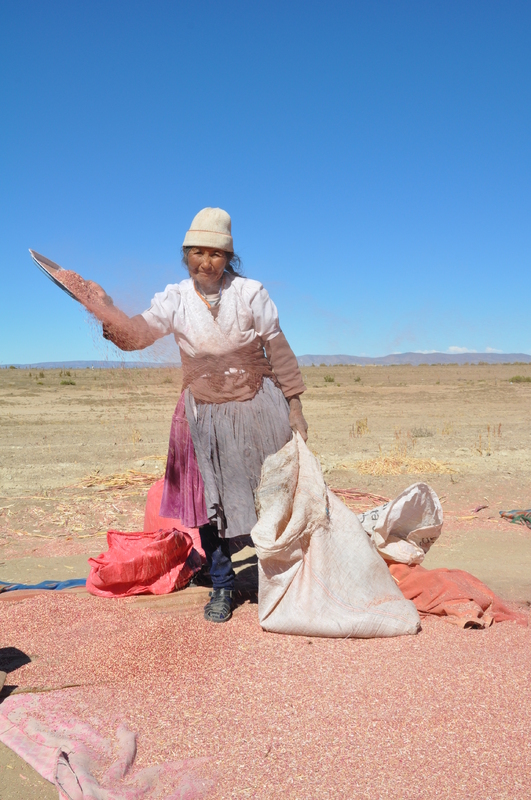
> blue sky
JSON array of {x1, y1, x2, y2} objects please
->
[{"x1": 1, "y1": 0, "x2": 530, "y2": 363}]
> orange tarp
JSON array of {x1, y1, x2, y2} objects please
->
[{"x1": 389, "y1": 563, "x2": 528, "y2": 628}]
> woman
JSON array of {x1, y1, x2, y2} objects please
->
[{"x1": 85, "y1": 208, "x2": 308, "y2": 623}]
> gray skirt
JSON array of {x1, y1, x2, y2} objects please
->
[{"x1": 184, "y1": 378, "x2": 292, "y2": 538}]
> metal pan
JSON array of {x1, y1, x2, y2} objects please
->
[{"x1": 29, "y1": 249, "x2": 80, "y2": 303}]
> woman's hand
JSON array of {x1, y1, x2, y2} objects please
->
[
  {"x1": 81, "y1": 281, "x2": 115, "y2": 322},
  {"x1": 288, "y1": 396, "x2": 308, "y2": 442},
  {"x1": 86, "y1": 280, "x2": 114, "y2": 308},
  {"x1": 67, "y1": 276, "x2": 157, "y2": 351},
  {"x1": 58, "y1": 272, "x2": 114, "y2": 322}
]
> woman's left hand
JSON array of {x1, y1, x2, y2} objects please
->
[{"x1": 288, "y1": 396, "x2": 308, "y2": 442}]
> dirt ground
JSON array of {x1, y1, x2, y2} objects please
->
[
  {"x1": 1, "y1": 362, "x2": 531, "y2": 797},
  {"x1": 2, "y1": 362, "x2": 531, "y2": 590}
]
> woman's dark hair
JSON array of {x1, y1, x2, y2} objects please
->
[{"x1": 181, "y1": 247, "x2": 243, "y2": 276}]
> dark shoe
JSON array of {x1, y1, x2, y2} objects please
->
[
  {"x1": 189, "y1": 563, "x2": 212, "y2": 588},
  {"x1": 204, "y1": 589, "x2": 234, "y2": 623}
]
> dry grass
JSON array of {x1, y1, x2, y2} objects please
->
[
  {"x1": 0, "y1": 458, "x2": 168, "y2": 539},
  {"x1": 0, "y1": 469, "x2": 161, "y2": 538},
  {"x1": 73, "y1": 469, "x2": 161, "y2": 491},
  {"x1": 355, "y1": 428, "x2": 456, "y2": 476},
  {"x1": 142, "y1": 454, "x2": 167, "y2": 464},
  {"x1": 349, "y1": 418, "x2": 369, "y2": 438},
  {"x1": 474, "y1": 423, "x2": 503, "y2": 456},
  {"x1": 356, "y1": 455, "x2": 455, "y2": 476}
]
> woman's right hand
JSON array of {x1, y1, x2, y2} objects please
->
[
  {"x1": 81, "y1": 281, "x2": 114, "y2": 321},
  {"x1": 85, "y1": 280, "x2": 114, "y2": 308},
  {"x1": 78, "y1": 279, "x2": 116, "y2": 325},
  {"x1": 59, "y1": 271, "x2": 114, "y2": 320},
  {"x1": 65, "y1": 273, "x2": 158, "y2": 351}
]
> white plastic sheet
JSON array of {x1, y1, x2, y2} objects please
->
[{"x1": 251, "y1": 434, "x2": 420, "y2": 638}]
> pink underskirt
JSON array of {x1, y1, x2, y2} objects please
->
[{"x1": 159, "y1": 393, "x2": 210, "y2": 528}]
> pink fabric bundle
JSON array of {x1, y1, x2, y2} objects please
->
[{"x1": 86, "y1": 528, "x2": 199, "y2": 598}]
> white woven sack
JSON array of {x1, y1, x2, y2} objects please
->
[
  {"x1": 251, "y1": 434, "x2": 420, "y2": 638},
  {"x1": 357, "y1": 483, "x2": 443, "y2": 565}
]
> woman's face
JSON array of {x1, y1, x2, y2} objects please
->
[{"x1": 187, "y1": 247, "x2": 228, "y2": 291}]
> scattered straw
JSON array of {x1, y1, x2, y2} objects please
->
[
  {"x1": 0, "y1": 473, "x2": 152, "y2": 540},
  {"x1": 330, "y1": 488, "x2": 389, "y2": 513},
  {"x1": 74, "y1": 469, "x2": 161, "y2": 491},
  {"x1": 355, "y1": 455, "x2": 456, "y2": 476},
  {"x1": 354, "y1": 430, "x2": 456, "y2": 476}
]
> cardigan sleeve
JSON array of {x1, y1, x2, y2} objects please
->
[{"x1": 264, "y1": 330, "x2": 306, "y2": 398}]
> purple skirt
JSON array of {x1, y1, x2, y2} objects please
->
[{"x1": 159, "y1": 393, "x2": 209, "y2": 528}]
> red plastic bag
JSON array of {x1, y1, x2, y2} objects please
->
[
  {"x1": 144, "y1": 478, "x2": 205, "y2": 560},
  {"x1": 87, "y1": 528, "x2": 198, "y2": 598}
]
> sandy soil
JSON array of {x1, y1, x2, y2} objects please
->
[
  {"x1": 1, "y1": 363, "x2": 531, "y2": 797},
  {"x1": 3, "y1": 362, "x2": 531, "y2": 499}
]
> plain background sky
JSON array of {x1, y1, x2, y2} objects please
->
[{"x1": 1, "y1": 0, "x2": 530, "y2": 364}]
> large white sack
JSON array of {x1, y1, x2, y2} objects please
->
[
  {"x1": 357, "y1": 483, "x2": 443, "y2": 565},
  {"x1": 251, "y1": 434, "x2": 421, "y2": 638}
]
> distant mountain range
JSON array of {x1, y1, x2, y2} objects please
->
[
  {"x1": 297, "y1": 352, "x2": 531, "y2": 366},
  {"x1": 3, "y1": 352, "x2": 531, "y2": 369},
  {"x1": 1, "y1": 360, "x2": 180, "y2": 369}
]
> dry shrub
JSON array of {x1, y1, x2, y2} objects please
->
[
  {"x1": 350, "y1": 418, "x2": 369, "y2": 438},
  {"x1": 411, "y1": 426, "x2": 434, "y2": 438},
  {"x1": 475, "y1": 423, "x2": 502, "y2": 456}
]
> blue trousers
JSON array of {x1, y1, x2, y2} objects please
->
[{"x1": 199, "y1": 524, "x2": 235, "y2": 590}]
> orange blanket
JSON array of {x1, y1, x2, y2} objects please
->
[{"x1": 389, "y1": 563, "x2": 528, "y2": 628}]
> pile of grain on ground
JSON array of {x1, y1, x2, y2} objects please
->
[
  {"x1": 2, "y1": 364, "x2": 531, "y2": 797},
  {"x1": 1, "y1": 592, "x2": 529, "y2": 799}
]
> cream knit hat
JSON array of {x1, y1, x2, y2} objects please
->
[{"x1": 182, "y1": 207, "x2": 234, "y2": 252}]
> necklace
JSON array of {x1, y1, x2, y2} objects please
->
[{"x1": 194, "y1": 273, "x2": 226, "y2": 308}]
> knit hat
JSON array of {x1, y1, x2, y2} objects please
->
[{"x1": 182, "y1": 207, "x2": 233, "y2": 252}]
